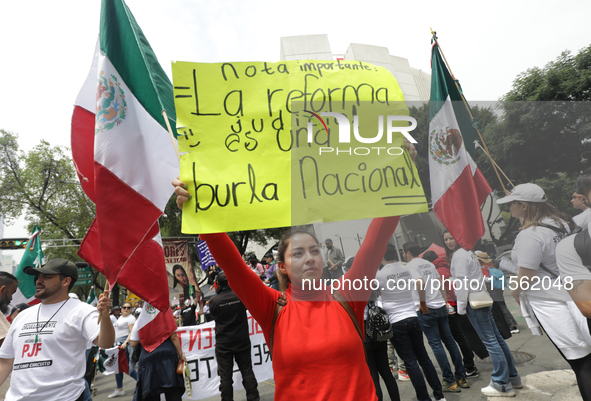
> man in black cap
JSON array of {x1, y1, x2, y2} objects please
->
[
  {"x1": 209, "y1": 272, "x2": 260, "y2": 401},
  {"x1": 0, "y1": 258, "x2": 115, "y2": 401}
]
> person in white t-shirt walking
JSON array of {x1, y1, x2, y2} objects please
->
[
  {"x1": 0, "y1": 259, "x2": 114, "y2": 401},
  {"x1": 497, "y1": 183, "x2": 591, "y2": 399},
  {"x1": 376, "y1": 246, "x2": 445, "y2": 401},
  {"x1": 403, "y1": 241, "x2": 469, "y2": 392},
  {"x1": 108, "y1": 301, "x2": 137, "y2": 398},
  {"x1": 556, "y1": 170, "x2": 591, "y2": 400}
]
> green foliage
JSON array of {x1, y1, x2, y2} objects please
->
[
  {"x1": 0, "y1": 130, "x2": 95, "y2": 260},
  {"x1": 159, "y1": 193, "x2": 286, "y2": 259},
  {"x1": 480, "y1": 45, "x2": 591, "y2": 188}
]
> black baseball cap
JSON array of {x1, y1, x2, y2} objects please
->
[
  {"x1": 24, "y1": 259, "x2": 79, "y2": 281},
  {"x1": 216, "y1": 271, "x2": 228, "y2": 286}
]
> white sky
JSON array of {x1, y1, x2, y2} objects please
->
[{"x1": 1, "y1": 0, "x2": 589, "y2": 244}]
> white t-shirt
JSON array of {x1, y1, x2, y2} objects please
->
[
  {"x1": 450, "y1": 249, "x2": 484, "y2": 315},
  {"x1": 113, "y1": 314, "x2": 136, "y2": 340},
  {"x1": 376, "y1": 262, "x2": 422, "y2": 324},
  {"x1": 573, "y1": 208, "x2": 591, "y2": 229},
  {"x1": 511, "y1": 218, "x2": 570, "y2": 301},
  {"x1": 557, "y1": 234, "x2": 591, "y2": 282},
  {"x1": 406, "y1": 258, "x2": 446, "y2": 310},
  {"x1": 0, "y1": 299, "x2": 100, "y2": 401}
]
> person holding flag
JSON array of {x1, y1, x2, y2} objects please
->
[{"x1": 0, "y1": 259, "x2": 114, "y2": 401}]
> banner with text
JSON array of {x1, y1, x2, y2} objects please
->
[
  {"x1": 196, "y1": 240, "x2": 217, "y2": 270},
  {"x1": 177, "y1": 314, "x2": 273, "y2": 400},
  {"x1": 173, "y1": 60, "x2": 427, "y2": 233}
]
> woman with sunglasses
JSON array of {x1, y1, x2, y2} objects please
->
[
  {"x1": 108, "y1": 302, "x2": 138, "y2": 398},
  {"x1": 497, "y1": 183, "x2": 591, "y2": 400}
]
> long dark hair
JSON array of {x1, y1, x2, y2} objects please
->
[
  {"x1": 172, "y1": 264, "x2": 186, "y2": 288},
  {"x1": 442, "y1": 230, "x2": 457, "y2": 263}
]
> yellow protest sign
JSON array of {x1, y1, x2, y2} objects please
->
[{"x1": 173, "y1": 60, "x2": 428, "y2": 234}]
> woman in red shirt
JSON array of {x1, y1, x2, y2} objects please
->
[{"x1": 172, "y1": 145, "x2": 416, "y2": 400}]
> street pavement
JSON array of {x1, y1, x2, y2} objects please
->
[{"x1": 0, "y1": 288, "x2": 584, "y2": 400}]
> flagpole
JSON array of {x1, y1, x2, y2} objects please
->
[
  {"x1": 430, "y1": 29, "x2": 512, "y2": 194},
  {"x1": 162, "y1": 110, "x2": 181, "y2": 162}
]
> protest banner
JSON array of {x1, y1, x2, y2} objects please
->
[
  {"x1": 196, "y1": 240, "x2": 217, "y2": 269},
  {"x1": 173, "y1": 60, "x2": 428, "y2": 234},
  {"x1": 163, "y1": 239, "x2": 198, "y2": 288},
  {"x1": 177, "y1": 314, "x2": 273, "y2": 400}
]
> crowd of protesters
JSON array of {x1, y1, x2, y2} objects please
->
[{"x1": 1, "y1": 149, "x2": 591, "y2": 401}]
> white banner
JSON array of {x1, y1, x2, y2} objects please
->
[{"x1": 176, "y1": 313, "x2": 274, "y2": 400}]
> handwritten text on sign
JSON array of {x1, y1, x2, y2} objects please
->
[{"x1": 172, "y1": 60, "x2": 427, "y2": 234}]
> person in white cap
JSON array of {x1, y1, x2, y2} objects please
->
[{"x1": 497, "y1": 183, "x2": 591, "y2": 400}]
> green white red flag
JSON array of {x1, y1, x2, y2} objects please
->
[
  {"x1": 12, "y1": 226, "x2": 42, "y2": 307},
  {"x1": 71, "y1": 0, "x2": 179, "y2": 312},
  {"x1": 428, "y1": 42, "x2": 492, "y2": 250}
]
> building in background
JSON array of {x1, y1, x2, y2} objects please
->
[
  {"x1": 281, "y1": 35, "x2": 504, "y2": 259},
  {"x1": 280, "y1": 34, "x2": 431, "y2": 102}
]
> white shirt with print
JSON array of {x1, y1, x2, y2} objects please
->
[{"x1": 0, "y1": 300, "x2": 100, "y2": 401}]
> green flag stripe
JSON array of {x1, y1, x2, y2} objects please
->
[
  {"x1": 15, "y1": 226, "x2": 43, "y2": 298},
  {"x1": 100, "y1": 0, "x2": 177, "y2": 137},
  {"x1": 429, "y1": 44, "x2": 480, "y2": 159}
]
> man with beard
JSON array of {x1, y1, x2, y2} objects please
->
[
  {"x1": 0, "y1": 272, "x2": 18, "y2": 346},
  {"x1": 0, "y1": 259, "x2": 114, "y2": 401}
]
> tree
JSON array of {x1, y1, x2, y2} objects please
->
[
  {"x1": 480, "y1": 45, "x2": 591, "y2": 188},
  {"x1": 0, "y1": 130, "x2": 95, "y2": 260},
  {"x1": 159, "y1": 194, "x2": 286, "y2": 259}
]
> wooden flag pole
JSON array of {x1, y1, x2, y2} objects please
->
[
  {"x1": 430, "y1": 29, "x2": 512, "y2": 194},
  {"x1": 475, "y1": 142, "x2": 515, "y2": 188},
  {"x1": 162, "y1": 110, "x2": 181, "y2": 163}
]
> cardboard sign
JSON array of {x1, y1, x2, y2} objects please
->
[{"x1": 173, "y1": 60, "x2": 427, "y2": 233}]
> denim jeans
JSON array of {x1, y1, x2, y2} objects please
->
[
  {"x1": 417, "y1": 305, "x2": 466, "y2": 382},
  {"x1": 466, "y1": 305, "x2": 518, "y2": 385},
  {"x1": 115, "y1": 337, "x2": 138, "y2": 388},
  {"x1": 390, "y1": 317, "x2": 444, "y2": 401}
]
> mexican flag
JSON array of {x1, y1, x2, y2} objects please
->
[
  {"x1": 134, "y1": 302, "x2": 177, "y2": 353},
  {"x1": 97, "y1": 346, "x2": 129, "y2": 375},
  {"x1": 428, "y1": 43, "x2": 492, "y2": 250},
  {"x1": 12, "y1": 226, "x2": 43, "y2": 306},
  {"x1": 71, "y1": 0, "x2": 179, "y2": 312},
  {"x1": 87, "y1": 286, "x2": 97, "y2": 306}
]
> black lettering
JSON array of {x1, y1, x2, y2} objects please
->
[
  {"x1": 231, "y1": 182, "x2": 246, "y2": 206},
  {"x1": 261, "y1": 62, "x2": 275, "y2": 75},
  {"x1": 192, "y1": 69, "x2": 221, "y2": 116},
  {"x1": 262, "y1": 183, "x2": 279, "y2": 201},
  {"x1": 225, "y1": 133, "x2": 240, "y2": 152},
  {"x1": 253, "y1": 344, "x2": 263, "y2": 365},
  {"x1": 322, "y1": 174, "x2": 343, "y2": 195},
  {"x1": 202, "y1": 356, "x2": 214, "y2": 379},
  {"x1": 369, "y1": 168, "x2": 383, "y2": 192},
  {"x1": 382, "y1": 166, "x2": 397, "y2": 187},
  {"x1": 245, "y1": 65, "x2": 257, "y2": 77},
  {"x1": 221, "y1": 63, "x2": 239, "y2": 81},
  {"x1": 277, "y1": 64, "x2": 289, "y2": 74},
  {"x1": 395, "y1": 167, "x2": 409, "y2": 186},
  {"x1": 248, "y1": 164, "x2": 262, "y2": 204},
  {"x1": 223, "y1": 90, "x2": 243, "y2": 116},
  {"x1": 215, "y1": 184, "x2": 231, "y2": 207},
  {"x1": 244, "y1": 131, "x2": 258, "y2": 151},
  {"x1": 267, "y1": 88, "x2": 283, "y2": 117},
  {"x1": 188, "y1": 359, "x2": 199, "y2": 382},
  {"x1": 299, "y1": 156, "x2": 321, "y2": 199}
]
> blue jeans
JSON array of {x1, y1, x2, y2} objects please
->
[
  {"x1": 466, "y1": 305, "x2": 518, "y2": 385},
  {"x1": 115, "y1": 337, "x2": 138, "y2": 388},
  {"x1": 390, "y1": 317, "x2": 444, "y2": 401},
  {"x1": 417, "y1": 305, "x2": 466, "y2": 382}
]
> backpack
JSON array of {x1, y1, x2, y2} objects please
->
[
  {"x1": 539, "y1": 223, "x2": 590, "y2": 271},
  {"x1": 365, "y1": 302, "x2": 393, "y2": 342},
  {"x1": 574, "y1": 229, "x2": 591, "y2": 268}
]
